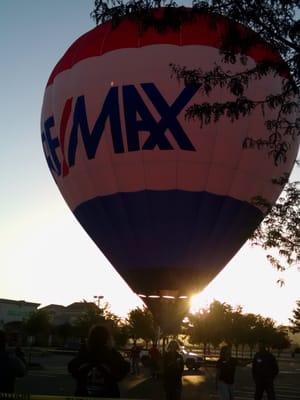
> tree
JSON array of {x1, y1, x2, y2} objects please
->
[
  {"x1": 24, "y1": 309, "x2": 51, "y2": 345},
  {"x1": 90, "y1": 0, "x2": 300, "y2": 274},
  {"x1": 186, "y1": 308, "x2": 211, "y2": 354},
  {"x1": 102, "y1": 307, "x2": 130, "y2": 347},
  {"x1": 206, "y1": 301, "x2": 233, "y2": 347},
  {"x1": 271, "y1": 326, "x2": 291, "y2": 356},
  {"x1": 73, "y1": 301, "x2": 105, "y2": 338},
  {"x1": 289, "y1": 299, "x2": 300, "y2": 333},
  {"x1": 187, "y1": 301, "x2": 245, "y2": 354},
  {"x1": 229, "y1": 307, "x2": 248, "y2": 356},
  {"x1": 187, "y1": 300, "x2": 289, "y2": 357},
  {"x1": 126, "y1": 307, "x2": 156, "y2": 345},
  {"x1": 251, "y1": 177, "x2": 300, "y2": 277},
  {"x1": 53, "y1": 322, "x2": 74, "y2": 345}
]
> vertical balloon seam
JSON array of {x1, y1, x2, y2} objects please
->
[
  {"x1": 179, "y1": 17, "x2": 223, "y2": 275},
  {"x1": 203, "y1": 64, "x2": 266, "y2": 268},
  {"x1": 136, "y1": 26, "x2": 156, "y2": 283},
  {"x1": 171, "y1": 67, "x2": 183, "y2": 288},
  {"x1": 174, "y1": 20, "x2": 182, "y2": 234},
  {"x1": 196, "y1": 84, "x2": 225, "y2": 260},
  {"x1": 219, "y1": 200, "x2": 264, "y2": 269},
  {"x1": 103, "y1": 20, "x2": 142, "y2": 269},
  {"x1": 228, "y1": 84, "x2": 253, "y2": 200},
  {"x1": 185, "y1": 79, "x2": 221, "y2": 275},
  {"x1": 136, "y1": 27, "x2": 157, "y2": 293},
  {"x1": 99, "y1": 22, "x2": 112, "y2": 57},
  {"x1": 69, "y1": 35, "x2": 96, "y2": 211},
  {"x1": 163, "y1": 20, "x2": 189, "y2": 293},
  {"x1": 175, "y1": 23, "x2": 186, "y2": 275},
  {"x1": 69, "y1": 22, "x2": 127, "y2": 272},
  {"x1": 216, "y1": 91, "x2": 256, "y2": 250},
  {"x1": 101, "y1": 104, "x2": 140, "y2": 270}
]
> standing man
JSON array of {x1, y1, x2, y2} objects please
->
[
  {"x1": 252, "y1": 342, "x2": 279, "y2": 400},
  {"x1": 215, "y1": 345, "x2": 237, "y2": 400},
  {"x1": 163, "y1": 340, "x2": 184, "y2": 400},
  {"x1": 0, "y1": 330, "x2": 26, "y2": 393},
  {"x1": 149, "y1": 342, "x2": 161, "y2": 379},
  {"x1": 130, "y1": 341, "x2": 140, "y2": 375}
]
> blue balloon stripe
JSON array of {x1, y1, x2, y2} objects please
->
[{"x1": 74, "y1": 190, "x2": 263, "y2": 295}]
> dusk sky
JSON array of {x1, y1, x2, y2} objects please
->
[{"x1": 1, "y1": 0, "x2": 299, "y2": 324}]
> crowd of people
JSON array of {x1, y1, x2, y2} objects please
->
[{"x1": 0, "y1": 327, "x2": 280, "y2": 400}]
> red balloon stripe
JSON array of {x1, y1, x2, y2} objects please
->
[{"x1": 47, "y1": 10, "x2": 286, "y2": 87}]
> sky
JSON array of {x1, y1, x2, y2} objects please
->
[{"x1": 1, "y1": 0, "x2": 299, "y2": 326}]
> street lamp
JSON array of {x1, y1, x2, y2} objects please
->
[{"x1": 93, "y1": 295, "x2": 104, "y2": 308}]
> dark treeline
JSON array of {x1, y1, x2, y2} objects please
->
[
  {"x1": 4, "y1": 299, "x2": 296, "y2": 358},
  {"x1": 184, "y1": 301, "x2": 291, "y2": 357}
]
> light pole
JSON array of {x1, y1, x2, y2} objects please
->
[{"x1": 93, "y1": 295, "x2": 104, "y2": 309}]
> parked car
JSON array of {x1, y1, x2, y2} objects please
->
[
  {"x1": 138, "y1": 347, "x2": 204, "y2": 370},
  {"x1": 63, "y1": 340, "x2": 81, "y2": 351},
  {"x1": 180, "y1": 347, "x2": 204, "y2": 370},
  {"x1": 139, "y1": 348, "x2": 151, "y2": 366}
]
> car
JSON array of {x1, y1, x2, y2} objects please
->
[
  {"x1": 138, "y1": 347, "x2": 204, "y2": 370},
  {"x1": 180, "y1": 348, "x2": 204, "y2": 370},
  {"x1": 139, "y1": 348, "x2": 151, "y2": 366},
  {"x1": 63, "y1": 341, "x2": 81, "y2": 351}
]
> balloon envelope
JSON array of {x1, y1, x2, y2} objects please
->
[{"x1": 41, "y1": 9, "x2": 299, "y2": 304}]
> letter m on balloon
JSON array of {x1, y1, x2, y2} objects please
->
[{"x1": 42, "y1": 82, "x2": 199, "y2": 177}]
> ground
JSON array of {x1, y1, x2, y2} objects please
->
[{"x1": 14, "y1": 350, "x2": 300, "y2": 399}]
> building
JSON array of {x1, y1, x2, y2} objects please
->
[
  {"x1": 0, "y1": 298, "x2": 40, "y2": 328},
  {"x1": 0, "y1": 298, "x2": 40, "y2": 344},
  {"x1": 40, "y1": 302, "x2": 99, "y2": 325},
  {"x1": 0, "y1": 298, "x2": 101, "y2": 346},
  {"x1": 39, "y1": 301, "x2": 101, "y2": 346},
  {"x1": 39, "y1": 301, "x2": 100, "y2": 326},
  {"x1": 40, "y1": 304, "x2": 68, "y2": 325}
]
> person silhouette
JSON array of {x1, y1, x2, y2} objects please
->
[
  {"x1": 130, "y1": 340, "x2": 141, "y2": 375},
  {"x1": 163, "y1": 340, "x2": 184, "y2": 400},
  {"x1": 252, "y1": 342, "x2": 278, "y2": 400},
  {"x1": 149, "y1": 342, "x2": 161, "y2": 379},
  {"x1": 216, "y1": 345, "x2": 237, "y2": 400},
  {"x1": 0, "y1": 330, "x2": 26, "y2": 393},
  {"x1": 68, "y1": 324, "x2": 130, "y2": 397}
]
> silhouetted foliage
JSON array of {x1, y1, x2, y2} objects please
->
[
  {"x1": 53, "y1": 322, "x2": 74, "y2": 345},
  {"x1": 24, "y1": 309, "x2": 52, "y2": 346},
  {"x1": 126, "y1": 306, "x2": 156, "y2": 344},
  {"x1": 251, "y1": 176, "x2": 300, "y2": 274},
  {"x1": 187, "y1": 300, "x2": 290, "y2": 355},
  {"x1": 289, "y1": 299, "x2": 300, "y2": 333},
  {"x1": 271, "y1": 326, "x2": 291, "y2": 356},
  {"x1": 73, "y1": 301, "x2": 106, "y2": 337}
]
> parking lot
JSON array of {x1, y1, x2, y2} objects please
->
[{"x1": 13, "y1": 350, "x2": 300, "y2": 399}]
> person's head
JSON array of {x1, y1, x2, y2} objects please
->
[
  {"x1": 167, "y1": 340, "x2": 180, "y2": 353},
  {"x1": 0, "y1": 330, "x2": 7, "y2": 351},
  {"x1": 258, "y1": 341, "x2": 267, "y2": 352},
  {"x1": 220, "y1": 345, "x2": 231, "y2": 360},
  {"x1": 87, "y1": 324, "x2": 112, "y2": 353}
]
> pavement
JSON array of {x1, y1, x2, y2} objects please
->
[{"x1": 14, "y1": 351, "x2": 300, "y2": 400}]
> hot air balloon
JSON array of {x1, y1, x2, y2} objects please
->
[{"x1": 41, "y1": 8, "x2": 299, "y2": 332}]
